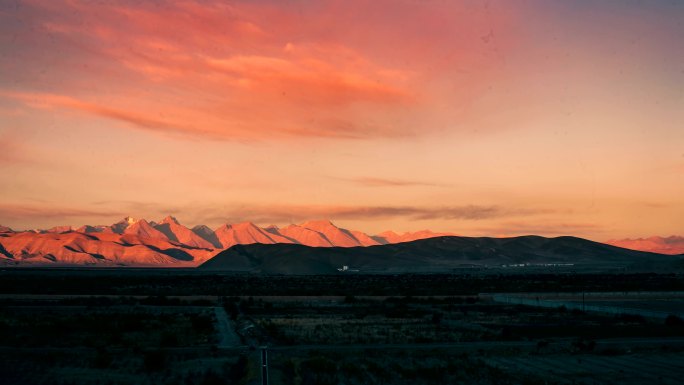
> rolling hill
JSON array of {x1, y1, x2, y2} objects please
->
[{"x1": 199, "y1": 235, "x2": 681, "y2": 274}]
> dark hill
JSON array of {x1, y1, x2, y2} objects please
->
[{"x1": 198, "y1": 235, "x2": 680, "y2": 274}]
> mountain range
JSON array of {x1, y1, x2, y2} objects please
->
[
  {"x1": 0, "y1": 216, "x2": 453, "y2": 266},
  {"x1": 606, "y1": 236, "x2": 684, "y2": 255},
  {"x1": 1, "y1": 217, "x2": 680, "y2": 269}
]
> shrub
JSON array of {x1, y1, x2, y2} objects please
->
[
  {"x1": 93, "y1": 347, "x2": 112, "y2": 369},
  {"x1": 665, "y1": 314, "x2": 684, "y2": 327},
  {"x1": 191, "y1": 314, "x2": 214, "y2": 333},
  {"x1": 160, "y1": 331, "x2": 179, "y2": 347},
  {"x1": 227, "y1": 355, "x2": 249, "y2": 382},
  {"x1": 143, "y1": 349, "x2": 167, "y2": 372},
  {"x1": 344, "y1": 295, "x2": 357, "y2": 304}
]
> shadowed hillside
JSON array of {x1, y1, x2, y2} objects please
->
[{"x1": 199, "y1": 235, "x2": 680, "y2": 274}]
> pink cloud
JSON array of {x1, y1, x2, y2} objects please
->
[
  {"x1": 6, "y1": 92, "x2": 190, "y2": 133},
  {"x1": 1, "y1": 0, "x2": 517, "y2": 140}
]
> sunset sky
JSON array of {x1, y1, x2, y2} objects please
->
[{"x1": 0, "y1": 0, "x2": 682, "y2": 240}]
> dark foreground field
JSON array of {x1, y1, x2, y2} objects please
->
[
  {"x1": 3, "y1": 269, "x2": 684, "y2": 295},
  {"x1": 2, "y1": 271, "x2": 684, "y2": 384}
]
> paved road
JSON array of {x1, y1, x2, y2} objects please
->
[{"x1": 213, "y1": 306, "x2": 241, "y2": 348}]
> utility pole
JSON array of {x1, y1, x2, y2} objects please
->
[{"x1": 261, "y1": 346, "x2": 269, "y2": 385}]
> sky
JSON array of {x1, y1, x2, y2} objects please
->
[{"x1": 0, "y1": 0, "x2": 682, "y2": 240}]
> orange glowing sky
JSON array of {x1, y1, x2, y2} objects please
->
[{"x1": 1, "y1": 0, "x2": 683, "y2": 240}]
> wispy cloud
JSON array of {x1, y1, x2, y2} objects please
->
[
  {"x1": 0, "y1": 200, "x2": 556, "y2": 233},
  {"x1": 88, "y1": 200, "x2": 184, "y2": 221},
  {"x1": 198, "y1": 204, "x2": 550, "y2": 225},
  {"x1": 4, "y1": 92, "x2": 198, "y2": 138},
  {"x1": 0, "y1": 203, "x2": 124, "y2": 221},
  {"x1": 335, "y1": 176, "x2": 450, "y2": 187},
  {"x1": 473, "y1": 221, "x2": 605, "y2": 238}
]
